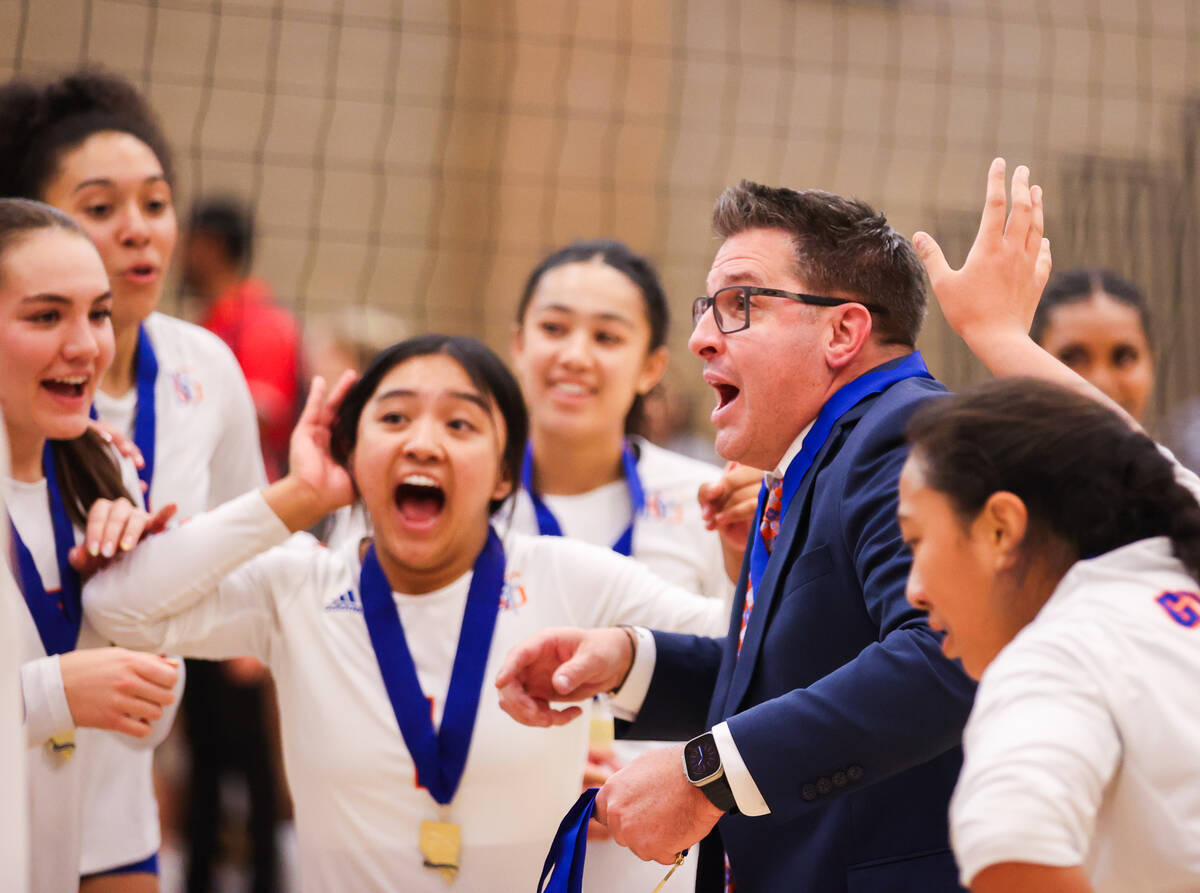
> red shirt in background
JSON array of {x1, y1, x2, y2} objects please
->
[{"x1": 201, "y1": 277, "x2": 304, "y2": 481}]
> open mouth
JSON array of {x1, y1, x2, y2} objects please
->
[
  {"x1": 714, "y1": 383, "x2": 740, "y2": 410},
  {"x1": 394, "y1": 475, "x2": 446, "y2": 526},
  {"x1": 42, "y1": 376, "x2": 88, "y2": 399}
]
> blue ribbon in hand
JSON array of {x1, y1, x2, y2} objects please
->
[{"x1": 537, "y1": 788, "x2": 599, "y2": 893}]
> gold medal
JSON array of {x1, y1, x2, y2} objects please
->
[
  {"x1": 46, "y1": 730, "x2": 75, "y2": 763},
  {"x1": 419, "y1": 819, "x2": 461, "y2": 883},
  {"x1": 588, "y1": 715, "x2": 615, "y2": 749}
]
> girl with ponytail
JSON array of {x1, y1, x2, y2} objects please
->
[{"x1": 907, "y1": 159, "x2": 1200, "y2": 892}]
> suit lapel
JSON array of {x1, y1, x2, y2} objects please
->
[{"x1": 719, "y1": 409, "x2": 862, "y2": 717}]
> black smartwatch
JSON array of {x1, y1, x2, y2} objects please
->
[{"x1": 682, "y1": 731, "x2": 739, "y2": 814}]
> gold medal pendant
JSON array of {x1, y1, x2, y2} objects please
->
[
  {"x1": 46, "y1": 730, "x2": 75, "y2": 763},
  {"x1": 419, "y1": 819, "x2": 461, "y2": 883}
]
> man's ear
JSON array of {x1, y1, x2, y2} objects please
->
[
  {"x1": 977, "y1": 491, "x2": 1029, "y2": 572},
  {"x1": 824, "y1": 303, "x2": 874, "y2": 371},
  {"x1": 635, "y1": 345, "x2": 670, "y2": 396}
]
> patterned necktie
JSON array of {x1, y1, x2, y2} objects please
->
[{"x1": 737, "y1": 480, "x2": 783, "y2": 653}]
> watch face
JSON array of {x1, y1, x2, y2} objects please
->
[{"x1": 685, "y1": 736, "x2": 721, "y2": 781}]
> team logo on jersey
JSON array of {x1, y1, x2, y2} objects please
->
[
  {"x1": 499, "y1": 571, "x2": 527, "y2": 612},
  {"x1": 170, "y1": 368, "x2": 204, "y2": 405},
  {"x1": 325, "y1": 588, "x2": 362, "y2": 612},
  {"x1": 643, "y1": 491, "x2": 684, "y2": 525},
  {"x1": 1156, "y1": 590, "x2": 1200, "y2": 628}
]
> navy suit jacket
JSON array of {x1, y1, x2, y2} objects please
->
[{"x1": 624, "y1": 363, "x2": 976, "y2": 892}]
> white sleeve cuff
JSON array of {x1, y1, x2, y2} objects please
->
[
  {"x1": 712, "y1": 720, "x2": 770, "y2": 816},
  {"x1": 20, "y1": 655, "x2": 75, "y2": 747},
  {"x1": 609, "y1": 627, "x2": 656, "y2": 721}
]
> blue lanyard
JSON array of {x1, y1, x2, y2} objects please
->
[
  {"x1": 132, "y1": 324, "x2": 158, "y2": 496},
  {"x1": 87, "y1": 323, "x2": 157, "y2": 498},
  {"x1": 521, "y1": 441, "x2": 645, "y2": 556},
  {"x1": 538, "y1": 788, "x2": 599, "y2": 893},
  {"x1": 748, "y1": 352, "x2": 933, "y2": 596},
  {"x1": 359, "y1": 528, "x2": 506, "y2": 805},
  {"x1": 9, "y1": 444, "x2": 83, "y2": 655}
]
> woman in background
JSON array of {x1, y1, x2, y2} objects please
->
[
  {"x1": 507, "y1": 239, "x2": 756, "y2": 888},
  {"x1": 1031, "y1": 267, "x2": 1154, "y2": 423}
]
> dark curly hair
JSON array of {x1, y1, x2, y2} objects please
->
[
  {"x1": 0, "y1": 68, "x2": 174, "y2": 201},
  {"x1": 907, "y1": 378, "x2": 1200, "y2": 584}
]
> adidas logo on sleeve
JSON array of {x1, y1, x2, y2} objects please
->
[{"x1": 325, "y1": 589, "x2": 362, "y2": 612}]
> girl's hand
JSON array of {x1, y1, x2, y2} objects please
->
[
  {"x1": 59, "y1": 648, "x2": 179, "y2": 739},
  {"x1": 70, "y1": 499, "x2": 178, "y2": 576},
  {"x1": 264, "y1": 372, "x2": 359, "y2": 531},
  {"x1": 913, "y1": 157, "x2": 1052, "y2": 347},
  {"x1": 89, "y1": 419, "x2": 145, "y2": 471}
]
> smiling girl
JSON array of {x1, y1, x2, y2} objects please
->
[
  {"x1": 0, "y1": 198, "x2": 180, "y2": 893},
  {"x1": 0, "y1": 70, "x2": 268, "y2": 888},
  {"x1": 507, "y1": 241, "x2": 752, "y2": 888},
  {"x1": 83, "y1": 334, "x2": 724, "y2": 892}
]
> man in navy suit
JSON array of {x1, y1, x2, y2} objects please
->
[{"x1": 498, "y1": 181, "x2": 976, "y2": 892}]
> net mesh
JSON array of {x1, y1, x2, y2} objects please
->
[{"x1": 4, "y1": 0, "x2": 1199, "y2": 438}]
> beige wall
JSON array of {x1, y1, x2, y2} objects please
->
[{"x1": 5, "y1": 0, "x2": 1199, "y2": 429}]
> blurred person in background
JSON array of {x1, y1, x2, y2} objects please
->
[
  {"x1": 183, "y1": 196, "x2": 305, "y2": 483},
  {"x1": 305, "y1": 305, "x2": 409, "y2": 550},
  {"x1": 639, "y1": 371, "x2": 721, "y2": 467},
  {"x1": 1031, "y1": 268, "x2": 1154, "y2": 424}
]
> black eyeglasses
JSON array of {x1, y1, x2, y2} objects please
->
[{"x1": 692, "y1": 286, "x2": 890, "y2": 334}]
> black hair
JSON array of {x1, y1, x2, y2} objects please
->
[
  {"x1": 515, "y1": 239, "x2": 670, "y2": 434},
  {"x1": 0, "y1": 68, "x2": 175, "y2": 201},
  {"x1": 907, "y1": 378, "x2": 1200, "y2": 584},
  {"x1": 711, "y1": 180, "x2": 927, "y2": 348},
  {"x1": 188, "y1": 196, "x2": 254, "y2": 269},
  {"x1": 331, "y1": 334, "x2": 528, "y2": 514},
  {"x1": 0, "y1": 198, "x2": 134, "y2": 527},
  {"x1": 1031, "y1": 267, "x2": 1153, "y2": 349}
]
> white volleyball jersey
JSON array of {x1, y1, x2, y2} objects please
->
[
  {"x1": 83, "y1": 492, "x2": 725, "y2": 892},
  {"x1": 86, "y1": 311, "x2": 265, "y2": 872},
  {"x1": 504, "y1": 437, "x2": 732, "y2": 605},
  {"x1": 0, "y1": 426, "x2": 30, "y2": 893},
  {"x1": 951, "y1": 453, "x2": 1200, "y2": 891},
  {"x1": 7, "y1": 470, "x2": 181, "y2": 892},
  {"x1": 93, "y1": 311, "x2": 267, "y2": 519},
  {"x1": 503, "y1": 436, "x2": 732, "y2": 889}
]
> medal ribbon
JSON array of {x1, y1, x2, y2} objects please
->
[
  {"x1": 132, "y1": 324, "x2": 158, "y2": 496},
  {"x1": 86, "y1": 323, "x2": 157, "y2": 498},
  {"x1": 9, "y1": 443, "x2": 83, "y2": 654},
  {"x1": 747, "y1": 352, "x2": 933, "y2": 599},
  {"x1": 521, "y1": 441, "x2": 644, "y2": 556},
  {"x1": 537, "y1": 788, "x2": 598, "y2": 893},
  {"x1": 360, "y1": 527, "x2": 506, "y2": 805},
  {"x1": 539, "y1": 788, "x2": 688, "y2": 893}
]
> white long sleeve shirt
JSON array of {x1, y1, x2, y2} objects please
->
[
  {"x1": 7, "y1": 469, "x2": 182, "y2": 893},
  {"x1": 86, "y1": 310, "x2": 266, "y2": 873},
  {"x1": 0, "y1": 422, "x2": 30, "y2": 893},
  {"x1": 84, "y1": 492, "x2": 724, "y2": 892}
]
